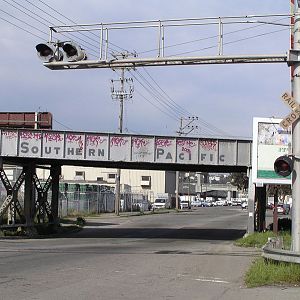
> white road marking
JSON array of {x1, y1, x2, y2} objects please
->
[{"x1": 195, "y1": 278, "x2": 230, "y2": 284}]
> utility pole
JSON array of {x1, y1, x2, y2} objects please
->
[
  {"x1": 111, "y1": 53, "x2": 134, "y2": 215},
  {"x1": 175, "y1": 117, "x2": 198, "y2": 209},
  {"x1": 292, "y1": 3, "x2": 300, "y2": 251}
]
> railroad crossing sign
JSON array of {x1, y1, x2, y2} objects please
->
[{"x1": 280, "y1": 92, "x2": 300, "y2": 129}]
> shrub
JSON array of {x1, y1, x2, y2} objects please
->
[
  {"x1": 76, "y1": 216, "x2": 86, "y2": 227},
  {"x1": 268, "y1": 218, "x2": 291, "y2": 232}
]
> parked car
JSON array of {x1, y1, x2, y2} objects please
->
[
  {"x1": 274, "y1": 204, "x2": 289, "y2": 215},
  {"x1": 203, "y1": 200, "x2": 213, "y2": 207},
  {"x1": 152, "y1": 198, "x2": 171, "y2": 209},
  {"x1": 241, "y1": 201, "x2": 248, "y2": 209},
  {"x1": 191, "y1": 199, "x2": 203, "y2": 207},
  {"x1": 180, "y1": 200, "x2": 191, "y2": 209}
]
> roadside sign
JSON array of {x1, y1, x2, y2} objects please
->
[
  {"x1": 252, "y1": 117, "x2": 291, "y2": 185},
  {"x1": 280, "y1": 92, "x2": 300, "y2": 129}
]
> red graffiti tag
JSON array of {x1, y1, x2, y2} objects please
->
[
  {"x1": 156, "y1": 139, "x2": 173, "y2": 147},
  {"x1": 133, "y1": 137, "x2": 150, "y2": 149},
  {"x1": 87, "y1": 135, "x2": 107, "y2": 147},
  {"x1": 110, "y1": 136, "x2": 128, "y2": 147},
  {"x1": 177, "y1": 139, "x2": 196, "y2": 148},
  {"x1": 66, "y1": 134, "x2": 84, "y2": 150},
  {"x1": 200, "y1": 140, "x2": 217, "y2": 151},
  {"x1": 20, "y1": 131, "x2": 42, "y2": 141},
  {"x1": 181, "y1": 147, "x2": 191, "y2": 154},
  {"x1": 44, "y1": 133, "x2": 63, "y2": 143},
  {"x1": 2, "y1": 131, "x2": 18, "y2": 139}
]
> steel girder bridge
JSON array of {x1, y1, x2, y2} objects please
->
[{"x1": 0, "y1": 128, "x2": 251, "y2": 228}]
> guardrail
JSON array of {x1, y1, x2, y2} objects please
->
[{"x1": 262, "y1": 237, "x2": 300, "y2": 264}]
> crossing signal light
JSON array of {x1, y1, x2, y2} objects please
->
[
  {"x1": 62, "y1": 42, "x2": 86, "y2": 62},
  {"x1": 35, "y1": 43, "x2": 63, "y2": 62},
  {"x1": 274, "y1": 156, "x2": 293, "y2": 177}
]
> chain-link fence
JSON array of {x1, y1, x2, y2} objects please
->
[
  {"x1": 0, "y1": 178, "x2": 153, "y2": 219},
  {"x1": 59, "y1": 190, "x2": 115, "y2": 216}
]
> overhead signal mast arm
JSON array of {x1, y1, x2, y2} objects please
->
[{"x1": 43, "y1": 54, "x2": 289, "y2": 70}]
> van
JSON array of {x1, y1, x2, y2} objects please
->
[
  {"x1": 180, "y1": 200, "x2": 191, "y2": 209},
  {"x1": 152, "y1": 198, "x2": 171, "y2": 209}
]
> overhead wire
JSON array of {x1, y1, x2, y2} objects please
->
[
  {"x1": 0, "y1": 15, "x2": 45, "y2": 39},
  {"x1": 0, "y1": 8, "x2": 49, "y2": 37},
  {"x1": 36, "y1": 0, "x2": 229, "y2": 135},
  {"x1": 130, "y1": 70, "x2": 225, "y2": 136},
  {"x1": 37, "y1": 0, "x2": 129, "y2": 55},
  {"x1": 138, "y1": 16, "x2": 290, "y2": 56},
  {"x1": 129, "y1": 70, "x2": 181, "y2": 121},
  {"x1": 1, "y1": 1, "x2": 288, "y2": 136},
  {"x1": 172, "y1": 27, "x2": 289, "y2": 56},
  {"x1": 134, "y1": 69, "x2": 187, "y2": 117},
  {"x1": 21, "y1": 0, "x2": 100, "y2": 57},
  {"x1": 1, "y1": 0, "x2": 99, "y2": 58},
  {"x1": 141, "y1": 67, "x2": 230, "y2": 135}
]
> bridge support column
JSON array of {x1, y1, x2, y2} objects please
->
[
  {"x1": 24, "y1": 165, "x2": 35, "y2": 226},
  {"x1": 51, "y1": 165, "x2": 61, "y2": 225},
  {"x1": 0, "y1": 164, "x2": 26, "y2": 226},
  {"x1": 227, "y1": 190, "x2": 232, "y2": 203}
]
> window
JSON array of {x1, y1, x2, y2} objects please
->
[
  {"x1": 108, "y1": 173, "x2": 116, "y2": 179},
  {"x1": 97, "y1": 177, "x2": 104, "y2": 182},
  {"x1": 74, "y1": 171, "x2": 85, "y2": 180},
  {"x1": 141, "y1": 175, "x2": 151, "y2": 187}
]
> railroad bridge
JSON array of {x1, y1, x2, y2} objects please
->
[{"x1": 0, "y1": 128, "x2": 252, "y2": 227}]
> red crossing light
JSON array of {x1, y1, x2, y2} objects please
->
[{"x1": 274, "y1": 156, "x2": 293, "y2": 177}]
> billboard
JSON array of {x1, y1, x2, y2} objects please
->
[{"x1": 252, "y1": 117, "x2": 291, "y2": 185}]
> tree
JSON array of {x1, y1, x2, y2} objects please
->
[
  {"x1": 267, "y1": 184, "x2": 291, "y2": 200},
  {"x1": 229, "y1": 173, "x2": 248, "y2": 191}
]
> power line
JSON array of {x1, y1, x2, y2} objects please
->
[
  {"x1": 21, "y1": 0, "x2": 100, "y2": 55},
  {"x1": 129, "y1": 70, "x2": 183, "y2": 121},
  {"x1": 139, "y1": 68, "x2": 229, "y2": 136},
  {"x1": 171, "y1": 27, "x2": 289, "y2": 56},
  {"x1": 142, "y1": 67, "x2": 190, "y2": 116},
  {"x1": 0, "y1": 8, "x2": 49, "y2": 37},
  {"x1": 1, "y1": 0, "x2": 99, "y2": 58},
  {"x1": 134, "y1": 69, "x2": 187, "y2": 117},
  {"x1": 0, "y1": 15, "x2": 45, "y2": 39},
  {"x1": 133, "y1": 88, "x2": 180, "y2": 122},
  {"x1": 37, "y1": 0, "x2": 129, "y2": 54},
  {"x1": 138, "y1": 16, "x2": 290, "y2": 56}
]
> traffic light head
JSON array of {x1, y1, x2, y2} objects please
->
[
  {"x1": 274, "y1": 155, "x2": 293, "y2": 177},
  {"x1": 36, "y1": 43, "x2": 63, "y2": 62},
  {"x1": 62, "y1": 42, "x2": 86, "y2": 62}
]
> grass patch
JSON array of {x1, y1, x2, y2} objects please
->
[
  {"x1": 235, "y1": 231, "x2": 291, "y2": 249},
  {"x1": 245, "y1": 257, "x2": 300, "y2": 287}
]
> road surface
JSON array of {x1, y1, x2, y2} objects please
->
[{"x1": 0, "y1": 206, "x2": 299, "y2": 299}]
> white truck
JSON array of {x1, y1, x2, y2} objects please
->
[
  {"x1": 179, "y1": 195, "x2": 192, "y2": 209},
  {"x1": 152, "y1": 193, "x2": 171, "y2": 209}
]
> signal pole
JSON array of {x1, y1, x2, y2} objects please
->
[
  {"x1": 175, "y1": 117, "x2": 198, "y2": 209},
  {"x1": 292, "y1": 3, "x2": 300, "y2": 251},
  {"x1": 111, "y1": 53, "x2": 134, "y2": 215}
]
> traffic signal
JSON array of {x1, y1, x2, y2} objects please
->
[
  {"x1": 35, "y1": 43, "x2": 63, "y2": 62},
  {"x1": 62, "y1": 42, "x2": 86, "y2": 62},
  {"x1": 274, "y1": 155, "x2": 293, "y2": 177}
]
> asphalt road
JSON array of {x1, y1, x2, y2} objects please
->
[{"x1": 0, "y1": 206, "x2": 299, "y2": 300}]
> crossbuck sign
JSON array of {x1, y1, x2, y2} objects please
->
[{"x1": 280, "y1": 92, "x2": 300, "y2": 129}]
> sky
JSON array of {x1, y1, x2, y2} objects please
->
[{"x1": 0, "y1": 0, "x2": 294, "y2": 139}]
